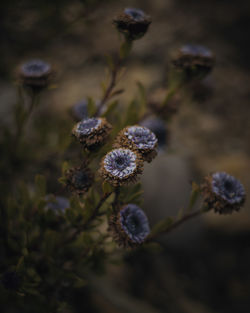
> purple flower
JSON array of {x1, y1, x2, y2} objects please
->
[
  {"x1": 212, "y1": 172, "x2": 245, "y2": 204},
  {"x1": 120, "y1": 204, "x2": 150, "y2": 244},
  {"x1": 125, "y1": 126, "x2": 157, "y2": 150},
  {"x1": 104, "y1": 149, "x2": 137, "y2": 179},
  {"x1": 21, "y1": 59, "x2": 51, "y2": 78}
]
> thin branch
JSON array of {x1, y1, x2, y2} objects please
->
[
  {"x1": 95, "y1": 65, "x2": 119, "y2": 117},
  {"x1": 148, "y1": 205, "x2": 210, "y2": 241},
  {"x1": 83, "y1": 191, "x2": 113, "y2": 229}
]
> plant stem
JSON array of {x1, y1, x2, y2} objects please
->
[
  {"x1": 15, "y1": 91, "x2": 40, "y2": 148},
  {"x1": 83, "y1": 191, "x2": 113, "y2": 229},
  {"x1": 148, "y1": 205, "x2": 210, "y2": 241},
  {"x1": 95, "y1": 39, "x2": 133, "y2": 117}
]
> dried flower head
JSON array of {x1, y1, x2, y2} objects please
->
[
  {"x1": 113, "y1": 8, "x2": 151, "y2": 40},
  {"x1": 114, "y1": 126, "x2": 158, "y2": 162},
  {"x1": 19, "y1": 59, "x2": 52, "y2": 91},
  {"x1": 45, "y1": 195, "x2": 70, "y2": 213},
  {"x1": 201, "y1": 172, "x2": 246, "y2": 214},
  {"x1": 72, "y1": 117, "x2": 112, "y2": 150},
  {"x1": 172, "y1": 44, "x2": 215, "y2": 80},
  {"x1": 65, "y1": 165, "x2": 93, "y2": 195},
  {"x1": 109, "y1": 204, "x2": 150, "y2": 248},
  {"x1": 100, "y1": 148, "x2": 143, "y2": 186},
  {"x1": 140, "y1": 118, "x2": 168, "y2": 149}
]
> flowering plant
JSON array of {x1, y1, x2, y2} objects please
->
[{"x1": 0, "y1": 7, "x2": 246, "y2": 313}]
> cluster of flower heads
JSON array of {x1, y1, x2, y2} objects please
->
[
  {"x1": 65, "y1": 164, "x2": 93, "y2": 195},
  {"x1": 201, "y1": 172, "x2": 246, "y2": 214},
  {"x1": 72, "y1": 117, "x2": 112, "y2": 150},
  {"x1": 172, "y1": 44, "x2": 215, "y2": 80},
  {"x1": 113, "y1": 8, "x2": 151, "y2": 40},
  {"x1": 114, "y1": 125, "x2": 158, "y2": 162},
  {"x1": 109, "y1": 204, "x2": 150, "y2": 248},
  {"x1": 18, "y1": 59, "x2": 52, "y2": 92},
  {"x1": 100, "y1": 125, "x2": 158, "y2": 187}
]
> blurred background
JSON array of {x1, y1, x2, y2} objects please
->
[{"x1": 1, "y1": 0, "x2": 250, "y2": 312}]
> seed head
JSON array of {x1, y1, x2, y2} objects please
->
[
  {"x1": 100, "y1": 148, "x2": 143, "y2": 186},
  {"x1": 109, "y1": 204, "x2": 150, "y2": 248},
  {"x1": 201, "y1": 172, "x2": 245, "y2": 214},
  {"x1": 113, "y1": 8, "x2": 151, "y2": 40}
]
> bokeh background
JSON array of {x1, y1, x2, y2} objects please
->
[{"x1": 1, "y1": 0, "x2": 250, "y2": 312}]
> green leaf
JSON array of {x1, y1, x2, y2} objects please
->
[
  {"x1": 102, "y1": 181, "x2": 113, "y2": 195},
  {"x1": 35, "y1": 175, "x2": 46, "y2": 197},
  {"x1": 149, "y1": 217, "x2": 174, "y2": 237},
  {"x1": 87, "y1": 97, "x2": 96, "y2": 116},
  {"x1": 120, "y1": 39, "x2": 133, "y2": 59},
  {"x1": 137, "y1": 81, "x2": 147, "y2": 117},
  {"x1": 123, "y1": 99, "x2": 140, "y2": 126},
  {"x1": 187, "y1": 182, "x2": 201, "y2": 212},
  {"x1": 102, "y1": 100, "x2": 119, "y2": 118},
  {"x1": 105, "y1": 54, "x2": 115, "y2": 71}
]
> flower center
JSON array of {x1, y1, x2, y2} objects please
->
[
  {"x1": 74, "y1": 172, "x2": 89, "y2": 188},
  {"x1": 224, "y1": 180, "x2": 235, "y2": 198},
  {"x1": 114, "y1": 155, "x2": 129, "y2": 170}
]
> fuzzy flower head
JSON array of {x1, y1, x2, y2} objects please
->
[
  {"x1": 113, "y1": 8, "x2": 151, "y2": 40},
  {"x1": 65, "y1": 165, "x2": 93, "y2": 195},
  {"x1": 19, "y1": 59, "x2": 52, "y2": 91},
  {"x1": 72, "y1": 117, "x2": 112, "y2": 150},
  {"x1": 109, "y1": 204, "x2": 150, "y2": 248},
  {"x1": 114, "y1": 126, "x2": 158, "y2": 162},
  {"x1": 141, "y1": 118, "x2": 168, "y2": 149},
  {"x1": 172, "y1": 44, "x2": 215, "y2": 80},
  {"x1": 201, "y1": 172, "x2": 245, "y2": 214},
  {"x1": 100, "y1": 148, "x2": 143, "y2": 186}
]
